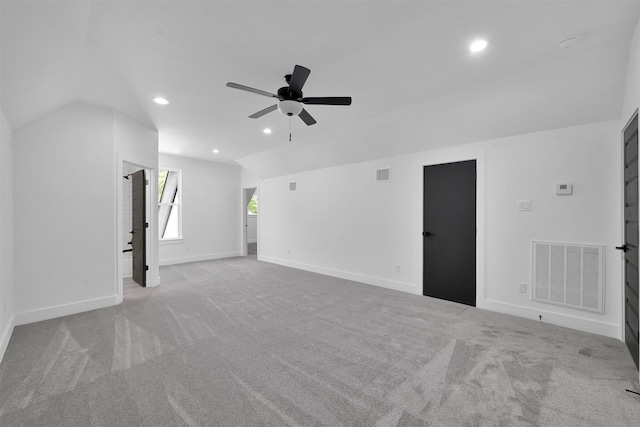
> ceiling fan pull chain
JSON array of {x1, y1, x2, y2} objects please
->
[{"x1": 289, "y1": 116, "x2": 292, "y2": 142}]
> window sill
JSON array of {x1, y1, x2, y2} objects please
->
[{"x1": 159, "y1": 238, "x2": 184, "y2": 245}]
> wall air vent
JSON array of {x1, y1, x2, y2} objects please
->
[
  {"x1": 376, "y1": 168, "x2": 391, "y2": 182},
  {"x1": 289, "y1": 181, "x2": 297, "y2": 191},
  {"x1": 532, "y1": 241, "x2": 605, "y2": 313}
]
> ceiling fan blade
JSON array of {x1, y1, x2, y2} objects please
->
[
  {"x1": 298, "y1": 108, "x2": 317, "y2": 126},
  {"x1": 288, "y1": 65, "x2": 311, "y2": 94},
  {"x1": 249, "y1": 104, "x2": 278, "y2": 119},
  {"x1": 301, "y1": 97, "x2": 352, "y2": 106},
  {"x1": 226, "y1": 82, "x2": 279, "y2": 99}
]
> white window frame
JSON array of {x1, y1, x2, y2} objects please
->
[{"x1": 158, "y1": 167, "x2": 183, "y2": 241}]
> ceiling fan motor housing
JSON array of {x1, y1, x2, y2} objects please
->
[
  {"x1": 277, "y1": 85, "x2": 301, "y2": 100},
  {"x1": 278, "y1": 100, "x2": 303, "y2": 116}
]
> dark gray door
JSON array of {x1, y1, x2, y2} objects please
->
[
  {"x1": 621, "y1": 112, "x2": 639, "y2": 370},
  {"x1": 423, "y1": 160, "x2": 476, "y2": 306},
  {"x1": 131, "y1": 170, "x2": 146, "y2": 287}
]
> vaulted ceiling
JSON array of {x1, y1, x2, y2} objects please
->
[{"x1": 2, "y1": 1, "x2": 639, "y2": 177}]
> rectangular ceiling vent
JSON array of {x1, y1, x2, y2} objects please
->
[
  {"x1": 376, "y1": 168, "x2": 391, "y2": 182},
  {"x1": 289, "y1": 181, "x2": 297, "y2": 191},
  {"x1": 532, "y1": 241, "x2": 605, "y2": 313}
]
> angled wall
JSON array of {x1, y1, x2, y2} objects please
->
[
  {"x1": 13, "y1": 102, "x2": 116, "y2": 323},
  {"x1": 12, "y1": 101, "x2": 158, "y2": 324}
]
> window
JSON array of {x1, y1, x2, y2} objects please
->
[
  {"x1": 158, "y1": 168, "x2": 182, "y2": 239},
  {"x1": 247, "y1": 193, "x2": 258, "y2": 216}
]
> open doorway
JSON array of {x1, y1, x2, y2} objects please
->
[
  {"x1": 117, "y1": 154, "x2": 158, "y2": 304},
  {"x1": 243, "y1": 187, "x2": 258, "y2": 258},
  {"x1": 121, "y1": 161, "x2": 153, "y2": 294}
]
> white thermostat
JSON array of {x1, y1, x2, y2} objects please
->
[{"x1": 556, "y1": 183, "x2": 573, "y2": 195}]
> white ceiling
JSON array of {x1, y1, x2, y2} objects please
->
[{"x1": 2, "y1": 1, "x2": 639, "y2": 177}]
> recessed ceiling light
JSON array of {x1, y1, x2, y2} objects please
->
[
  {"x1": 212, "y1": 149, "x2": 220, "y2": 154},
  {"x1": 153, "y1": 97, "x2": 169, "y2": 105},
  {"x1": 469, "y1": 39, "x2": 488, "y2": 53},
  {"x1": 263, "y1": 128, "x2": 272, "y2": 134}
]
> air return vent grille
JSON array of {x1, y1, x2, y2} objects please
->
[
  {"x1": 376, "y1": 168, "x2": 391, "y2": 182},
  {"x1": 289, "y1": 181, "x2": 297, "y2": 191},
  {"x1": 532, "y1": 241, "x2": 604, "y2": 313}
]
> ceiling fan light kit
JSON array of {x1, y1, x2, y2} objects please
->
[
  {"x1": 226, "y1": 64, "x2": 352, "y2": 126},
  {"x1": 278, "y1": 100, "x2": 303, "y2": 116}
]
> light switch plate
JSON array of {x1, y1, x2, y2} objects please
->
[{"x1": 517, "y1": 200, "x2": 531, "y2": 211}]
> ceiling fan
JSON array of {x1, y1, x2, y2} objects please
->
[{"x1": 226, "y1": 65, "x2": 352, "y2": 126}]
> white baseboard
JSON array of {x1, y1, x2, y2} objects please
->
[
  {"x1": 0, "y1": 315, "x2": 15, "y2": 364},
  {"x1": 478, "y1": 299, "x2": 621, "y2": 340},
  {"x1": 258, "y1": 256, "x2": 620, "y2": 340},
  {"x1": 259, "y1": 255, "x2": 418, "y2": 294},
  {"x1": 160, "y1": 251, "x2": 242, "y2": 266},
  {"x1": 14, "y1": 295, "x2": 119, "y2": 327}
]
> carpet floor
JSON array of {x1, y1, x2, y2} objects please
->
[{"x1": 1, "y1": 255, "x2": 639, "y2": 426}]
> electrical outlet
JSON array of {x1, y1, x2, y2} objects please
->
[
  {"x1": 395, "y1": 265, "x2": 401, "y2": 273},
  {"x1": 287, "y1": 249, "x2": 291, "y2": 255},
  {"x1": 518, "y1": 282, "x2": 527, "y2": 293}
]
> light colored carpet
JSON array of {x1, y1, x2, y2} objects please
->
[
  {"x1": 1, "y1": 255, "x2": 639, "y2": 426},
  {"x1": 248, "y1": 242, "x2": 257, "y2": 256}
]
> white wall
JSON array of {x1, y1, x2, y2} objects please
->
[
  {"x1": 479, "y1": 121, "x2": 620, "y2": 337},
  {"x1": 260, "y1": 159, "x2": 419, "y2": 293},
  {"x1": 241, "y1": 166, "x2": 260, "y2": 189},
  {"x1": 0, "y1": 111, "x2": 15, "y2": 363},
  {"x1": 10, "y1": 101, "x2": 157, "y2": 322},
  {"x1": 13, "y1": 102, "x2": 118, "y2": 324},
  {"x1": 158, "y1": 154, "x2": 241, "y2": 265},
  {"x1": 621, "y1": 18, "x2": 640, "y2": 123},
  {"x1": 247, "y1": 215, "x2": 257, "y2": 243},
  {"x1": 260, "y1": 120, "x2": 622, "y2": 339}
]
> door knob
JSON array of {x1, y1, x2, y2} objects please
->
[
  {"x1": 423, "y1": 231, "x2": 433, "y2": 237},
  {"x1": 615, "y1": 244, "x2": 628, "y2": 252}
]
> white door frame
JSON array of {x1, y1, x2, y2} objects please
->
[
  {"x1": 241, "y1": 187, "x2": 257, "y2": 257},
  {"x1": 620, "y1": 109, "x2": 639, "y2": 377},
  {"x1": 116, "y1": 155, "x2": 159, "y2": 304}
]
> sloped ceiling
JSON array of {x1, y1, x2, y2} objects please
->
[{"x1": 2, "y1": 1, "x2": 639, "y2": 177}]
